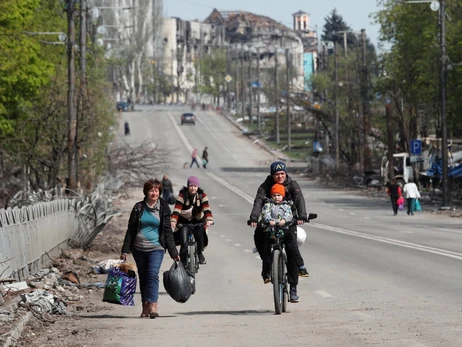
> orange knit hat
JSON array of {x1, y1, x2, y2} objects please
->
[{"x1": 271, "y1": 184, "x2": 285, "y2": 197}]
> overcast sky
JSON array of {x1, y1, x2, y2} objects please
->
[{"x1": 164, "y1": 0, "x2": 384, "y2": 47}]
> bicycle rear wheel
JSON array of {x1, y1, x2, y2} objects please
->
[
  {"x1": 188, "y1": 244, "x2": 196, "y2": 294},
  {"x1": 272, "y1": 249, "x2": 282, "y2": 315}
]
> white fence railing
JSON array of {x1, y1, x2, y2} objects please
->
[{"x1": 0, "y1": 199, "x2": 79, "y2": 281}]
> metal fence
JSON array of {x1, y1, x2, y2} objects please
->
[{"x1": 0, "y1": 199, "x2": 79, "y2": 281}]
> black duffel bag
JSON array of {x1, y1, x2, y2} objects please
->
[{"x1": 163, "y1": 261, "x2": 192, "y2": 303}]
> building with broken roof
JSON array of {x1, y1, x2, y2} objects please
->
[{"x1": 159, "y1": 8, "x2": 318, "y2": 103}]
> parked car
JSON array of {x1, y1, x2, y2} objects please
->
[
  {"x1": 116, "y1": 101, "x2": 134, "y2": 112},
  {"x1": 181, "y1": 113, "x2": 196, "y2": 125}
]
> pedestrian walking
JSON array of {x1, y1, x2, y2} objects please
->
[
  {"x1": 190, "y1": 148, "x2": 200, "y2": 168},
  {"x1": 161, "y1": 175, "x2": 173, "y2": 203},
  {"x1": 202, "y1": 147, "x2": 209, "y2": 169},
  {"x1": 120, "y1": 179, "x2": 180, "y2": 318},
  {"x1": 387, "y1": 178, "x2": 402, "y2": 215},
  {"x1": 403, "y1": 178, "x2": 421, "y2": 216}
]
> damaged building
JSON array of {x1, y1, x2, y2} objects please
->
[{"x1": 159, "y1": 8, "x2": 318, "y2": 103}]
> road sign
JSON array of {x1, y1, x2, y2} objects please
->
[
  {"x1": 410, "y1": 139, "x2": 422, "y2": 155},
  {"x1": 430, "y1": 1, "x2": 440, "y2": 11},
  {"x1": 225, "y1": 75, "x2": 232, "y2": 83},
  {"x1": 313, "y1": 141, "x2": 323, "y2": 153}
]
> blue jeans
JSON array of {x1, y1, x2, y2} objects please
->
[
  {"x1": 162, "y1": 190, "x2": 171, "y2": 201},
  {"x1": 132, "y1": 248, "x2": 164, "y2": 303}
]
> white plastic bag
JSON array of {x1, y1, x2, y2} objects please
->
[{"x1": 296, "y1": 226, "x2": 307, "y2": 246}]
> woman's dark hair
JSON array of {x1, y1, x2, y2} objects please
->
[{"x1": 143, "y1": 179, "x2": 162, "y2": 196}]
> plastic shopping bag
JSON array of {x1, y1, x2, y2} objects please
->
[
  {"x1": 415, "y1": 199, "x2": 422, "y2": 212},
  {"x1": 163, "y1": 261, "x2": 192, "y2": 303},
  {"x1": 397, "y1": 196, "x2": 404, "y2": 210},
  {"x1": 102, "y1": 267, "x2": 137, "y2": 306}
]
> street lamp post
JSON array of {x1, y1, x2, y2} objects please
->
[
  {"x1": 440, "y1": 0, "x2": 448, "y2": 206},
  {"x1": 402, "y1": 0, "x2": 448, "y2": 205}
]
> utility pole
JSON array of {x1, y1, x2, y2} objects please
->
[
  {"x1": 275, "y1": 49, "x2": 280, "y2": 144},
  {"x1": 67, "y1": 0, "x2": 77, "y2": 191},
  {"x1": 334, "y1": 42, "x2": 339, "y2": 169},
  {"x1": 249, "y1": 53, "x2": 253, "y2": 124},
  {"x1": 285, "y1": 48, "x2": 291, "y2": 151},
  {"x1": 170, "y1": 49, "x2": 174, "y2": 103},
  {"x1": 257, "y1": 48, "x2": 261, "y2": 132},
  {"x1": 226, "y1": 44, "x2": 231, "y2": 111},
  {"x1": 361, "y1": 29, "x2": 370, "y2": 170},
  {"x1": 241, "y1": 46, "x2": 245, "y2": 119},
  {"x1": 386, "y1": 99, "x2": 394, "y2": 179},
  {"x1": 440, "y1": 0, "x2": 448, "y2": 206}
]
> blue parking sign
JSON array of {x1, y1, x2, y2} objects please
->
[{"x1": 410, "y1": 139, "x2": 422, "y2": 155}]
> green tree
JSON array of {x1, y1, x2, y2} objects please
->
[{"x1": 195, "y1": 48, "x2": 227, "y2": 104}]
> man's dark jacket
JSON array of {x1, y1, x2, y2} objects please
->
[
  {"x1": 249, "y1": 175, "x2": 308, "y2": 222},
  {"x1": 121, "y1": 198, "x2": 179, "y2": 258}
]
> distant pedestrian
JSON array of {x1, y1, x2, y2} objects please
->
[
  {"x1": 202, "y1": 147, "x2": 209, "y2": 169},
  {"x1": 161, "y1": 175, "x2": 173, "y2": 203},
  {"x1": 387, "y1": 178, "x2": 402, "y2": 216},
  {"x1": 190, "y1": 148, "x2": 200, "y2": 168},
  {"x1": 403, "y1": 178, "x2": 421, "y2": 216},
  {"x1": 124, "y1": 121, "x2": 130, "y2": 136}
]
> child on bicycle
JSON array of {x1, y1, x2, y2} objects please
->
[{"x1": 261, "y1": 183, "x2": 293, "y2": 228}]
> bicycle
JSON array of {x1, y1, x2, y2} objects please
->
[
  {"x1": 177, "y1": 222, "x2": 206, "y2": 294},
  {"x1": 257, "y1": 213, "x2": 317, "y2": 315}
]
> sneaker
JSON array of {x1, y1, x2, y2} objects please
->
[
  {"x1": 299, "y1": 267, "x2": 310, "y2": 277},
  {"x1": 290, "y1": 286, "x2": 299, "y2": 303},
  {"x1": 262, "y1": 274, "x2": 271, "y2": 284},
  {"x1": 199, "y1": 254, "x2": 207, "y2": 265}
]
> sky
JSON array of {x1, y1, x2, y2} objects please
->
[{"x1": 164, "y1": 0, "x2": 384, "y2": 48}]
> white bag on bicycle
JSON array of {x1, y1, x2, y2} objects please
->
[{"x1": 296, "y1": 227, "x2": 306, "y2": 246}]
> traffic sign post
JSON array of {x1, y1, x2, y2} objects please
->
[{"x1": 410, "y1": 139, "x2": 422, "y2": 155}]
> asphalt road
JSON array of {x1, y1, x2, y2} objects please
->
[{"x1": 99, "y1": 105, "x2": 462, "y2": 347}]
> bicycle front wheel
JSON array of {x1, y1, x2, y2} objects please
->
[
  {"x1": 272, "y1": 249, "x2": 282, "y2": 315},
  {"x1": 282, "y1": 253, "x2": 288, "y2": 313}
]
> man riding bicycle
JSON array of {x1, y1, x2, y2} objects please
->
[
  {"x1": 249, "y1": 161, "x2": 309, "y2": 303},
  {"x1": 171, "y1": 176, "x2": 213, "y2": 265}
]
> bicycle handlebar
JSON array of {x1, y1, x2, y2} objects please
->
[
  {"x1": 247, "y1": 213, "x2": 317, "y2": 227},
  {"x1": 177, "y1": 222, "x2": 214, "y2": 228}
]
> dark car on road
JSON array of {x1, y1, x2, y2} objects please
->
[
  {"x1": 181, "y1": 113, "x2": 196, "y2": 125},
  {"x1": 117, "y1": 101, "x2": 134, "y2": 112}
]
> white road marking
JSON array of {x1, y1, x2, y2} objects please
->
[
  {"x1": 234, "y1": 243, "x2": 242, "y2": 247},
  {"x1": 220, "y1": 235, "x2": 224, "y2": 238},
  {"x1": 226, "y1": 239, "x2": 232, "y2": 242},
  {"x1": 147, "y1": 128, "x2": 156, "y2": 149},
  {"x1": 243, "y1": 249, "x2": 252, "y2": 253},
  {"x1": 349, "y1": 212, "x2": 356, "y2": 216},
  {"x1": 353, "y1": 311, "x2": 371, "y2": 319},
  {"x1": 314, "y1": 291, "x2": 334, "y2": 298},
  {"x1": 311, "y1": 222, "x2": 462, "y2": 261}
]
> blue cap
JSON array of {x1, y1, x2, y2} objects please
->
[{"x1": 270, "y1": 161, "x2": 287, "y2": 176}]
